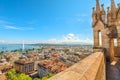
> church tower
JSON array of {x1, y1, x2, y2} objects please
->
[
  {"x1": 92, "y1": 0, "x2": 120, "y2": 62},
  {"x1": 92, "y1": 0, "x2": 110, "y2": 60}
]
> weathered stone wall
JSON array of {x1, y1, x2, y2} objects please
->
[{"x1": 48, "y1": 52, "x2": 106, "y2": 80}]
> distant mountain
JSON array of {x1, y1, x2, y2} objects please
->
[{"x1": 33, "y1": 43, "x2": 93, "y2": 46}]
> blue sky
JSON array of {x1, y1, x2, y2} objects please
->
[{"x1": 0, "y1": 0, "x2": 119, "y2": 44}]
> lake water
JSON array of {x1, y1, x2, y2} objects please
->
[{"x1": 0, "y1": 44, "x2": 38, "y2": 51}]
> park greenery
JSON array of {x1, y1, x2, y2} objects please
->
[
  {"x1": 6, "y1": 69, "x2": 54, "y2": 80},
  {"x1": 6, "y1": 69, "x2": 32, "y2": 80}
]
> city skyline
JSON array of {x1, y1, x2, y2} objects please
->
[{"x1": 0, "y1": 0, "x2": 119, "y2": 44}]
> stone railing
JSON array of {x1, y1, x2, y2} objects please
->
[{"x1": 48, "y1": 52, "x2": 106, "y2": 80}]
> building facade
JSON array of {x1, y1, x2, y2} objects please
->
[
  {"x1": 38, "y1": 59, "x2": 67, "y2": 78},
  {"x1": 14, "y1": 59, "x2": 34, "y2": 74},
  {"x1": 92, "y1": 0, "x2": 120, "y2": 62}
]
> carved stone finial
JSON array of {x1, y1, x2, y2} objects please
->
[
  {"x1": 92, "y1": 7, "x2": 96, "y2": 15},
  {"x1": 111, "y1": 0, "x2": 116, "y2": 18},
  {"x1": 107, "y1": 7, "x2": 110, "y2": 9},
  {"x1": 96, "y1": 0, "x2": 100, "y2": 13},
  {"x1": 107, "y1": 7, "x2": 110, "y2": 13},
  {"x1": 93, "y1": 7, "x2": 95, "y2": 10},
  {"x1": 101, "y1": 4, "x2": 104, "y2": 11},
  {"x1": 101, "y1": 4, "x2": 104, "y2": 7},
  {"x1": 111, "y1": 0, "x2": 116, "y2": 10}
]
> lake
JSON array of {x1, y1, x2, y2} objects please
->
[{"x1": 0, "y1": 44, "x2": 38, "y2": 51}]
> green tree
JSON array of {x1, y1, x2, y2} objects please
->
[
  {"x1": 6, "y1": 69, "x2": 18, "y2": 80},
  {"x1": 41, "y1": 77, "x2": 48, "y2": 80},
  {"x1": 34, "y1": 78, "x2": 41, "y2": 80},
  {"x1": 6, "y1": 50, "x2": 8, "y2": 52},
  {"x1": 37, "y1": 48, "x2": 42, "y2": 53},
  {"x1": 47, "y1": 73, "x2": 54, "y2": 78},
  {"x1": 6, "y1": 69, "x2": 32, "y2": 80},
  {"x1": 10, "y1": 50, "x2": 13, "y2": 52},
  {"x1": 18, "y1": 73, "x2": 32, "y2": 80},
  {"x1": 0, "y1": 51, "x2": 4, "y2": 54}
]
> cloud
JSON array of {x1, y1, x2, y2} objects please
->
[
  {"x1": 1, "y1": 25, "x2": 34, "y2": 30},
  {"x1": 0, "y1": 33, "x2": 93, "y2": 44},
  {"x1": 44, "y1": 39, "x2": 58, "y2": 44},
  {"x1": 43, "y1": 33, "x2": 93, "y2": 45},
  {"x1": 62, "y1": 33, "x2": 93, "y2": 44},
  {"x1": 0, "y1": 20, "x2": 13, "y2": 25},
  {"x1": 0, "y1": 20, "x2": 34, "y2": 30},
  {"x1": 0, "y1": 40, "x2": 5, "y2": 43},
  {"x1": 4, "y1": 26, "x2": 23, "y2": 30}
]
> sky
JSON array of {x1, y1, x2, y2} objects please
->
[{"x1": 0, "y1": 0, "x2": 119, "y2": 44}]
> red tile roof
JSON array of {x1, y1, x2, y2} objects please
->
[
  {"x1": 38, "y1": 59, "x2": 67, "y2": 73},
  {"x1": 1, "y1": 73, "x2": 7, "y2": 80}
]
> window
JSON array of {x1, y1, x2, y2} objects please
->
[
  {"x1": 98, "y1": 30, "x2": 102, "y2": 46},
  {"x1": 114, "y1": 39, "x2": 118, "y2": 46}
]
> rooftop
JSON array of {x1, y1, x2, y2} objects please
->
[{"x1": 14, "y1": 59, "x2": 34, "y2": 65}]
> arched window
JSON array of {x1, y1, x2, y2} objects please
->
[
  {"x1": 98, "y1": 30, "x2": 102, "y2": 46},
  {"x1": 114, "y1": 39, "x2": 118, "y2": 46}
]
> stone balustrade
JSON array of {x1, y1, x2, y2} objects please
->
[{"x1": 48, "y1": 52, "x2": 106, "y2": 80}]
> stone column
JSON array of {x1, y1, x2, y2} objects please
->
[{"x1": 110, "y1": 39, "x2": 115, "y2": 62}]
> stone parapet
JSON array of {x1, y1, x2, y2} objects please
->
[{"x1": 48, "y1": 52, "x2": 106, "y2": 80}]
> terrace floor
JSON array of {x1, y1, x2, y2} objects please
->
[{"x1": 106, "y1": 62, "x2": 120, "y2": 80}]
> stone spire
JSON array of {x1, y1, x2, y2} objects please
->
[
  {"x1": 101, "y1": 4, "x2": 105, "y2": 12},
  {"x1": 101, "y1": 4, "x2": 106, "y2": 23},
  {"x1": 96, "y1": 0, "x2": 100, "y2": 14},
  {"x1": 101, "y1": 4, "x2": 105, "y2": 15},
  {"x1": 107, "y1": 7, "x2": 111, "y2": 25},
  {"x1": 111, "y1": 0, "x2": 116, "y2": 10},
  {"x1": 107, "y1": 7, "x2": 110, "y2": 13},
  {"x1": 92, "y1": 7, "x2": 96, "y2": 26},
  {"x1": 92, "y1": 7, "x2": 96, "y2": 16},
  {"x1": 111, "y1": 0, "x2": 116, "y2": 18}
]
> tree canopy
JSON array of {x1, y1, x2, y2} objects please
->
[
  {"x1": 6, "y1": 69, "x2": 32, "y2": 80},
  {"x1": 6, "y1": 69, "x2": 54, "y2": 80}
]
